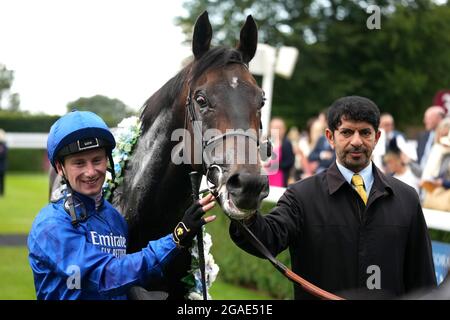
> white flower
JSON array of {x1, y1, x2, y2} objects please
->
[
  {"x1": 187, "y1": 292, "x2": 203, "y2": 300},
  {"x1": 186, "y1": 228, "x2": 220, "y2": 300},
  {"x1": 103, "y1": 116, "x2": 142, "y2": 199},
  {"x1": 118, "y1": 116, "x2": 140, "y2": 129}
]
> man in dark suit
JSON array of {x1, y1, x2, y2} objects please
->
[
  {"x1": 230, "y1": 96, "x2": 436, "y2": 299},
  {"x1": 417, "y1": 106, "x2": 446, "y2": 168}
]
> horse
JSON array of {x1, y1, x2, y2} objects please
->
[{"x1": 107, "y1": 12, "x2": 269, "y2": 299}]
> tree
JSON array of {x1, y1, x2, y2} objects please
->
[
  {"x1": 176, "y1": 0, "x2": 450, "y2": 131},
  {"x1": 67, "y1": 95, "x2": 134, "y2": 126},
  {"x1": 8, "y1": 93, "x2": 20, "y2": 112},
  {"x1": 0, "y1": 64, "x2": 16, "y2": 110}
]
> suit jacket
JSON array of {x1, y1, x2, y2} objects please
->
[
  {"x1": 230, "y1": 162, "x2": 436, "y2": 299},
  {"x1": 417, "y1": 131, "x2": 431, "y2": 164}
]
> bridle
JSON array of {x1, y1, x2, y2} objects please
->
[
  {"x1": 183, "y1": 73, "x2": 266, "y2": 300},
  {"x1": 183, "y1": 65, "x2": 271, "y2": 300},
  {"x1": 184, "y1": 86, "x2": 269, "y2": 196},
  {"x1": 183, "y1": 64, "x2": 344, "y2": 300}
]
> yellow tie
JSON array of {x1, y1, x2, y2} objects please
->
[{"x1": 351, "y1": 174, "x2": 367, "y2": 205}]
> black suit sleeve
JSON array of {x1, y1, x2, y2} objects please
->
[{"x1": 229, "y1": 186, "x2": 303, "y2": 259}]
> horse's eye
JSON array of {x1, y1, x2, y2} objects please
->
[
  {"x1": 260, "y1": 91, "x2": 266, "y2": 109},
  {"x1": 195, "y1": 95, "x2": 208, "y2": 108},
  {"x1": 261, "y1": 98, "x2": 266, "y2": 108},
  {"x1": 260, "y1": 96, "x2": 266, "y2": 108}
]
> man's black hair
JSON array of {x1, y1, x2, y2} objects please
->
[{"x1": 327, "y1": 96, "x2": 380, "y2": 132}]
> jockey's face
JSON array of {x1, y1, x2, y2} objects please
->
[{"x1": 56, "y1": 148, "x2": 108, "y2": 196}]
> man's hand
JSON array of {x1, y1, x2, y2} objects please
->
[{"x1": 173, "y1": 193, "x2": 216, "y2": 248}]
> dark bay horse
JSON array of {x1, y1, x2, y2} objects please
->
[{"x1": 109, "y1": 12, "x2": 269, "y2": 298}]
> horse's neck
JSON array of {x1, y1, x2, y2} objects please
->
[{"x1": 114, "y1": 108, "x2": 192, "y2": 239}]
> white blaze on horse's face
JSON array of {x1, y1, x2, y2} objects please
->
[{"x1": 230, "y1": 76, "x2": 239, "y2": 89}]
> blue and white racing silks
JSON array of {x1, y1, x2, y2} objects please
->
[{"x1": 27, "y1": 191, "x2": 179, "y2": 300}]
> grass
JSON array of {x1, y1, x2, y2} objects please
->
[
  {"x1": 210, "y1": 279, "x2": 271, "y2": 300},
  {"x1": 0, "y1": 245, "x2": 270, "y2": 300},
  {"x1": 0, "y1": 172, "x2": 272, "y2": 300},
  {"x1": 0, "y1": 247, "x2": 36, "y2": 300},
  {"x1": 0, "y1": 173, "x2": 48, "y2": 234}
]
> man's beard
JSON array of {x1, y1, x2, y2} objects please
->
[{"x1": 340, "y1": 147, "x2": 371, "y2": 171}]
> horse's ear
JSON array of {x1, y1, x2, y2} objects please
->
[
  {"x1": 237, "y1": 15, "x2": 258, "y2": 64},
  {"x1": 192, "y1": 11, "x2": 212, "y2": 60}
]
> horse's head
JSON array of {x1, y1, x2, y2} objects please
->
[{"x1": 182, "y1": 12, "x2": 269, "y2": 220}]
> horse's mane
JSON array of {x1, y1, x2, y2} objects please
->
[{"x1": 140, "y1": 47, "x2": 246, "y2": 133}]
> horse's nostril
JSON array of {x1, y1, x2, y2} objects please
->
[
  {"x1": 226, "y1": 173, "x2": 242, "y2": 194},
  {"x1": 226, "y1": 172, "x2": 269, "y2": 210}
]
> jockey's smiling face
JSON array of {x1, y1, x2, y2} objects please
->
[{"x1": 56, "y1": 148, "x2": 108, "y2": 196}]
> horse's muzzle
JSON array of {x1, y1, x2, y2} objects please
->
[{"x1": 217, "y1": 172, "x2": 269, "y2": 220}]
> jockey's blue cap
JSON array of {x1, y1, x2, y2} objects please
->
[{"x1": 47, "y1": 110, "x2": 116, "y2": 169}]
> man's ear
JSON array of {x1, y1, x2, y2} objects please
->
[
  {"x1": 375, "y1": 130, "x2": 381, "y2": 141},
  {"x1": 375, "y1": 129, "x2": 381, "y2": 143},
  {"x1": 325, "y1": 128, "x2": 335, "y2": 149},
  {"x1": 55, "y1": 160, "x2": 64, "y2": 177}
]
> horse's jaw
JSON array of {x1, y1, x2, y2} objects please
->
[{"x1": 216, "y1": 185, "x2": 256, "y2": 220}]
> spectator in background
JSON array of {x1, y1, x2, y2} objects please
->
[
  {"x1": 308, "y1": 111, "x2": 335, "y2": 173},
  {"x1": 288, "y1": 120, "x2": 317, "y2": 181},
  {"x1": 266, "y1": 117, "x2": 295, "y2": 187},
  {"x1": 416, "y1": 106, "x2": 446, "y2": 173},
  {"x1": 420, "y1": 119, "x2": 450, "y2": 196},
  {"x1": 375, "y1": 113, "x2": 416, "y2": 174},
  {"x1": 384, "y1": 151, "x2": 420, "y2": 194},
  {"x1": 379, "y1": 113, "x2": 407, "y2": 154},
  {"x1": 309, "y1": 110, "x2": 327, "y2": 151},
  {"x1": 308, "y1": 134, "x2": 335, "y2": 173},
  {"x1": 420, "y1": 125, "x2": 450, "y2": 212},
  {"x1": 0, "y1": 129, "x2": 7, "y2": 196},
  {"x1": 287, "y1": 126, "x2": 302, "y2": 183},
  {"x1": 298, "y1": 118, "x2": 317, "y2": 178}
]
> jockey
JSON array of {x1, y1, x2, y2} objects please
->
[{"x1": 27, "y1": 110, "x2": 216, "y2": 300}]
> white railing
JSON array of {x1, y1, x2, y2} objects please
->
[
  {"x1": 5, "y1": 132, "x2": 48, "y2": 149},
  {"x1": 4, "y1": 130, "x2": 120, "y2": 149}
]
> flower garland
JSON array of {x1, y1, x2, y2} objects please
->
[
  {"x1": 103, "y1": 116, "x2": 142, "y2": 201},
  {"x1": 103, "y1": 116, "x2": 219, "y2": 300},
  {"x1": 183, "y1": 229, "x2": 220, "y2": 300}
]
